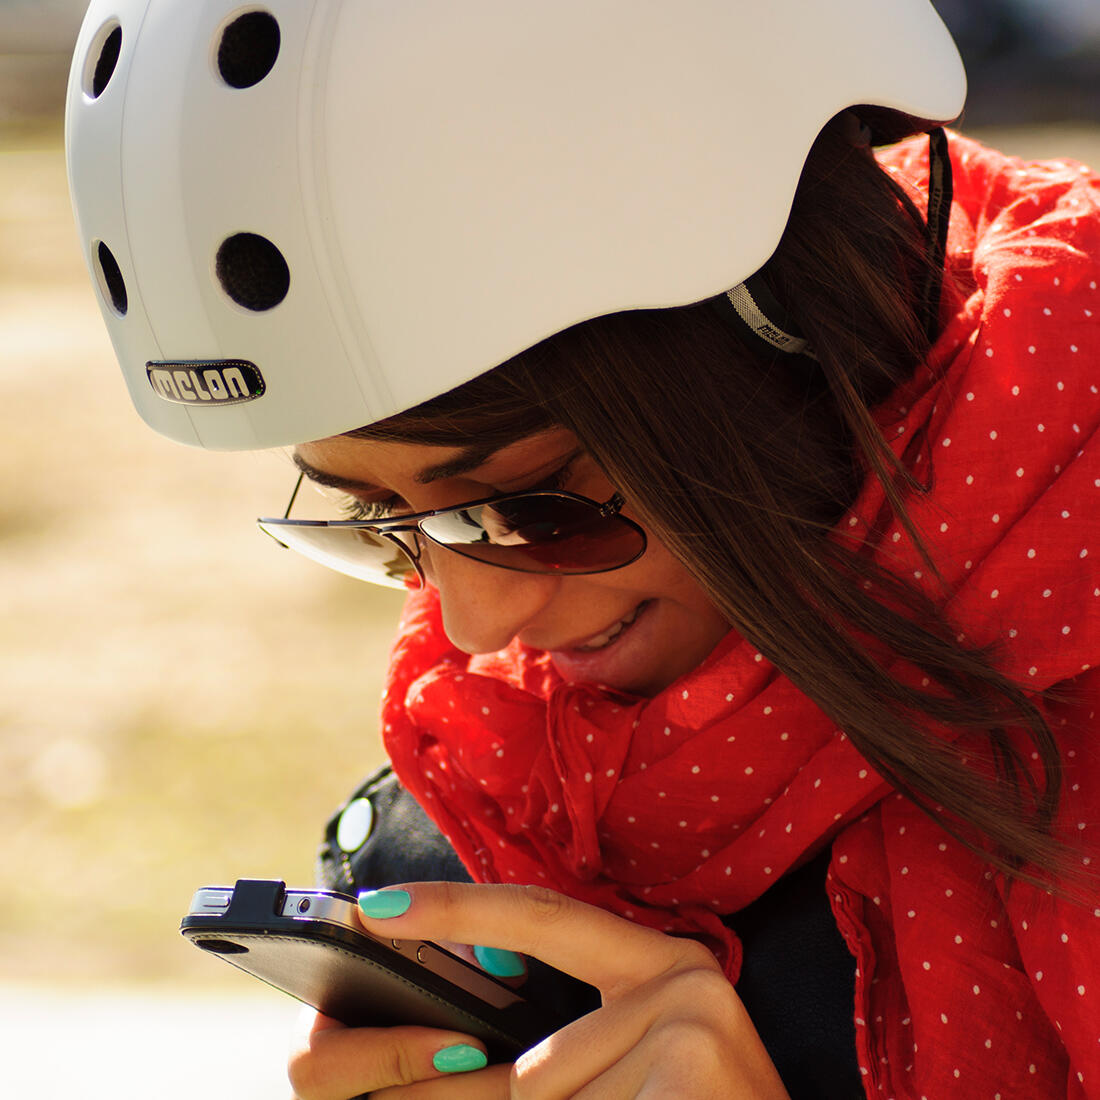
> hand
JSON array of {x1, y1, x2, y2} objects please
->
[
  {"x1": 290, "y1": 881, "x2": 789, "y2": 1099},
  {"x1": 288, "y1": 1007, "x2": 512, "y2": 1099}
]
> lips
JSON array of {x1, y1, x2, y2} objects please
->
[
  {"x1": 546, "y1": 599, "x2": 657, "y2": 690},
  {"x1": 573, "y1": 601, "x2": 649, "y2": 651}
]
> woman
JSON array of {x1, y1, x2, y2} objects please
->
[{"x1": 66, "y1": 1, "x2": 1098, "y2": 1096}]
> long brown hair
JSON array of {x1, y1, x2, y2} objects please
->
[{"x1": 351, "y1": 118, "x2": 1078, "y2": 889}]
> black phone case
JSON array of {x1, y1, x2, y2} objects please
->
[{"x1": 179, "y1": 879, "x2": 570, "y2": 1062}]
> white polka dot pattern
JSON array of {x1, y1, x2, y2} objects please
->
[{"x1": 377, "y1": 133, "x2": 1100, "y2": 1098}]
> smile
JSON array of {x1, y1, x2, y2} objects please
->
[{"x1": 573, "y1": 601, "x2": 650, "y2": 652}]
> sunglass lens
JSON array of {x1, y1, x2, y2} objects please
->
[
  {"x1": 419, "y1": 494, "x2": 644, "y2": 573},
  {"x1": 257, "y1": 521, "x2": 420, "y2": 589}
]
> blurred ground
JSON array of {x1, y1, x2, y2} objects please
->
[
  {"x1": 1, "y1": 50, "x2": 1098, "y2": 1100},
  {"x1": 3, "y1": 984, "x2": 300, "y2": 1098}
]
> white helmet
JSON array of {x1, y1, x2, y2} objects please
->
[{"x1": 66, "y1": 0, "x2": 965, "y2": 451}]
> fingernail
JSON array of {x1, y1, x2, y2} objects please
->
[
  {"x1": 473, "y1": 944, "x2": 525, "y2": 978},
  {"x1": 433, "y1": 1043, "x2": 488, "y2": 1074},
  {"x1": 357, "y1": 888, "x2": 411, "y2": 918}
]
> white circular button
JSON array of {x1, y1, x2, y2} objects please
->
[{"x1": 336, "y1": 797, "x2": 374, "y2": 853}]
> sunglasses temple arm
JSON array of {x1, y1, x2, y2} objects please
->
[
  {"x1": 284, "y1": 472, "x2": 305, "y2": 519},
  {"x1": 260, "y1": 472, "x2": 304, "y2": 550}
]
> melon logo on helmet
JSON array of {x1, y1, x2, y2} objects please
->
[{"x1": 146, "y1": 360, "x2": 266, "y2": 406}]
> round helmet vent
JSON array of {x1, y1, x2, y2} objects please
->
[
  {"x1": 216, "y1": 232, "x2": 291, "y2": 311},
  {"x1": 217, "y1": 11, "x2": 281, "y2": 89},
  {"x1": 83, "y1": 22, "x2": 122, "y2": 99},
  {"x1": 94, "y1": 241, "x2": 128, "y2": 316}
]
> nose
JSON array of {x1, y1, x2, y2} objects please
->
[{"x1": 427, "y1": 546, "x2": 559, "y2": 655}]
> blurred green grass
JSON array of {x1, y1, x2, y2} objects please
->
[{"x1": 2, "y1": 119, "x2": 1097, "y2": 991}]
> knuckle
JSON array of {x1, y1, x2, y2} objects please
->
[
  {"x1": 519, "y1": 884, "x2": 570, "y2": 925},
  {"x1": 509, "y1": 1059, "x2": 528, "y2": 1100},
  {"x1": 670, "y1": 937, "x2": 721, "y2": 973},
  {"x1": 431, "y1": 879, "x2": 472, "y2": 924},
  {"x1": 511, "y1": 1049, "x2": 550, "y2": 1100},
  {"x1": 664, "y1": 963, "x2": 731, "y2": 1005},
  {"x1": 286, "y1": 1047, "x2": 322, "y2": 1099},
  {"x1": 651, "y1": 966, "x2": 749, "y2": 1051},
  {"x1": 668, "y1": 968, "x2": 739, "y2": 1016},
  {"x1": 646, "y1": 1016, "x2": 726, "y2": 1068},
  {"x1": 382, "y1": 1040, "x2": 419, "y2": 1087}
]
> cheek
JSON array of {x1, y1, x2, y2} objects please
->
[
  {"x1": 618, "y1": 544, "x2": 731, "y2": 670},
  {"x1": 660, "y1": 594, "x2": 732, "y2": 677},
  {"x1": 628, "y1": 536, "x2": 718, "y2": 608}
]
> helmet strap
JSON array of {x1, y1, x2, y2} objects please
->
[
  {"x1": 920, "y1": 127, "x2": 953, "y2": 342},
  {"x1": 719, "y1": 273, "x2": 817, "y2": 362},
  {"x1": 719, "y1": 124, "x2": 953, "y2": 363}
]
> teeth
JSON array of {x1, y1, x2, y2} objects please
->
[{"x1": 575, "y1": 603, "x2": 645, "y2": 652}]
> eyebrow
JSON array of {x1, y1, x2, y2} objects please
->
[{"x1": 291, "y1": 443, "x2": 504, "y2": 493}]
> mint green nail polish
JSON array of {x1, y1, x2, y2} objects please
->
[
  {"x1": 357, "y1": 888, "x2": 411, "y2": 918},
  {"x1": 473, "y1": 944, "x2": 525, "y2": 978},
  {"x1": 433, "y1": 1043, "x2": 488, "y2": 1074}
]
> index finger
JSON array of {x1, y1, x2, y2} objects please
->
[{"x1": 354, "y1": 883, "x2": 713, "y2": 997}]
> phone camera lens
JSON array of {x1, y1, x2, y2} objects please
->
[{"x1": 297, "y1": 898, "x2": 311, "y2": 914}]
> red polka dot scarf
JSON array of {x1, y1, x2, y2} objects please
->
[{"x1": 380, "y1": 134, "x2": 1100, "y2": 1097}]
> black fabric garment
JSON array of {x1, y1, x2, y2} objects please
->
[
  {"x1": 317, "y1": 767, "x2": 862, "y2": 1099},
  {"x1": 318, "y1": 763, "x2": 473, "y2": 892},
  {"x1": 726, "y1": 847, "x2": 863, "y2": 1099}
]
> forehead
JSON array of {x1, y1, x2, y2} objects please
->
[{"x1": 294, "y1": 427, "x2": 577, "y2": 490}]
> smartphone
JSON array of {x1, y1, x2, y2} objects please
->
[{"x1": 180, "y1": 878, "x2": 579, "y2": 1062}]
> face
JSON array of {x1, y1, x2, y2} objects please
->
[{"x1": 294, "y1": 428, "x2": 730, "y2": 697}]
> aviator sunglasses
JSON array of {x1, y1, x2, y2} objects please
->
[{"x1": 258, "y1": 473, "x2": 648, "y2": 589}]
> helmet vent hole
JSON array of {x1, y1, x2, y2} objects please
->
[
  {"x1": 94, "y1": 241, "x2": 128, "y2": 316},
  {"x1": 217, "y1": 11, "x2": 281, "y2": 89},
  {"x1": 216, "y1": 233, "x2": 290, "y2": 311},
  {"x1": 83, "y1": 22, "x2": 122, "y2": 99}
]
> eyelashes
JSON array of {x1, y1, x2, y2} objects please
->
[
  {"x1": 527, "y1": 458, "x2": 575, "y2": 495},
  {"x1": 336, "y1": 458, "x2": 579, "y2": 523},
  {"x1": 339, "y1": 495, "x2": 400, "y2": 522}
]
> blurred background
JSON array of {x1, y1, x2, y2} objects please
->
[{"x1": 1, "y1": 1, "x2": 1098, "y2": 1096}]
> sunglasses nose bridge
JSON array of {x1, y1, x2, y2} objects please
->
[{"x1": 381, "y1": 527, "x2": 426, "y2": 586}]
